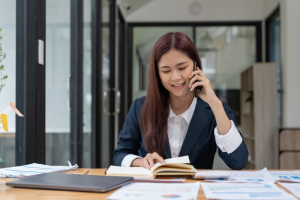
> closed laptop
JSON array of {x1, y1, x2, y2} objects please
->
[{"x1": 6, "y1": 173, "x2": 133, "y2": 192}]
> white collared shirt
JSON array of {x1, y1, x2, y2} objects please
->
[{"x1": 121, "y1": 97, "x2": 243, "y2": 167}]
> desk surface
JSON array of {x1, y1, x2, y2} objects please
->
[{"x1": 0, "y1": 169, "x2": 298, "y2": 200}]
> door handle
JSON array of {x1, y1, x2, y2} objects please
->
[
  {"x1": 103, "y1": 88, "x2": 120, "y2": 116},
  {"x1": 114, "y1": 89, "x2": 120, "y2": 115},
  {"x1": 103, "y1": 88, "x2": 111, "y2": 116},
  {"x1": 67, "y1": 75, "x2": 71, "y2": 112}
]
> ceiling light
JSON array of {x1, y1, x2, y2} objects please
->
[{"x1": 189, "y1": 2, "x2": 202, "y2": 16}]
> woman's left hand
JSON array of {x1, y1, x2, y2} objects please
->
[{"x1": 188, "y1": 67, "x2": 219, "y2": 105}]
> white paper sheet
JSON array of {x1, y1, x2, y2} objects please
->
[
  {"x1": 270, "y1": 171, "x2": 300, "y2": 183},
  {"x1": 133, "y1": 178, "x2": 187, "y2": 183},
  {"x1": 278, "y1": 182, "x2": 300, "y2": 199},
  {"x1": 205, "y1": 168, "x2": 275, "y2": 183},
  {"x1": 0, "y1": 162, "x2": 78, "y2": 178},
  {"x1": 107, "y1": 182, "x2": 200, "y2": 200},
  {"x1": 192, "y1": 170, "x2": 231, "y2": 179},
  {"x1": 201, "y1": 182, "x2": 297, "y2": 200}
]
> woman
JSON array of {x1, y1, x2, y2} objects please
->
[{"x1": 113, "y1": 32, "x2": 248, "y2": 170}]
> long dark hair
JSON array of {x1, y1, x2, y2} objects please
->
[{"x1": 140, "y1": 32, "x2": 202, "y2": 157}]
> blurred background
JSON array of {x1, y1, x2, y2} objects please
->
[{"x1": 0, "y1": 0, "x2": 299, "y2": 170}]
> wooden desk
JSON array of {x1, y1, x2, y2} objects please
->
[{"x1": 0, "y1": 169, "x2": 299, "y2": 200}]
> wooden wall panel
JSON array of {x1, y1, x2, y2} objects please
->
[
  {"x1": 280, "y1": 152, "x2": 300, "y2": 169},
  {"x1": 280, "y1": 130, "x2": 300, "y2": 150}
]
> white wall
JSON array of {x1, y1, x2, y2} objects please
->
[
  {"x1": 126, "y1": 0, "x2": 264, "y2": 22},
  {"x1": 263, "y1": 0, "x2": 280, "y2": 18},
  {"x1": 280, "y1": 0, "x2": 300, "y2": 127}
]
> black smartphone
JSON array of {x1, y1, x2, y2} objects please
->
[{"x1": 193, "y1": 61, "x2": 202, "y2": 96}]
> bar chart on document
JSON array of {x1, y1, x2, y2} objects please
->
[{"x1": 200, "y1": 182, "x2": 297, "y2": 200}]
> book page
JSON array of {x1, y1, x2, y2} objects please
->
[{"x1": 150, "y1": 156, "x2": 191, "y2": 174}]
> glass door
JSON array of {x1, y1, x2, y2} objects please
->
[
  {"x1": 266, "y1": 12, "x2": 281, "y2": 127},
  {"x1": 0, "y1": 0, "x2": 16, "y2": 168},
  {"x1": 45, "y1": 0, "x2": 71, "y2": 166}
]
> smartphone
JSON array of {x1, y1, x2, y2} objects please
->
[{"x1": 193, "y1": 61, "x2": 202, "y2": 96}]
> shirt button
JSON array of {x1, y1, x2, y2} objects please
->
[
  {"x1": 174, "y1": 136, "x2": 178, "y2": 140},
  {"x1": 176, "y1": 121, "x2": 179, "y2": 125},
  {"x1": 172, "y1": 153, "x2": 176, "y2": 156}
]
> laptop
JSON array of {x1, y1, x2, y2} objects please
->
[{"x1": 6, "y1": 173, "x2": 133, "y2": 192}]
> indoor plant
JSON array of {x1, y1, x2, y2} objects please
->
[
  {"x1": 0, "y1": 28, "x2": 8, "y2": 94},
  {"x1": 0, "y1": 28, "x2": 8, "y2": 132}
]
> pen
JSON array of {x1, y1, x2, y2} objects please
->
[
  {"x1": 83, "y1": 170, "x2": 89, "y2": 175},
  {"x1": 0, "y1": 174, "x2": 7, "y2": 178}
]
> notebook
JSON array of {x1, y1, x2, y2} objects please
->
[
  {"x1": 6, "y1": 173, "x2": 133, "y2": 192},
  {"x1": 106, "y1": 156, "x2": 197, "y2": 179}
]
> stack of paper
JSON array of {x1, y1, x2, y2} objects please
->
[
  {"x1": 201, "y1": 182, "x2": 297, "y2": 200},
  {"x1": 0, "y1": 161, "x2": 78, "y2": 178},
  {"x1": 107, "y1": 182, "x2": 200, "y2": 200}
]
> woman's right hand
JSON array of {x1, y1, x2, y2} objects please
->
[{"x1": 131, "y1": 152, "x2": 167, "y2": 169}]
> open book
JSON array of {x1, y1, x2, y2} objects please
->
[{"x1": 106, "y1": 156, "x2": 197, "y2": 179}]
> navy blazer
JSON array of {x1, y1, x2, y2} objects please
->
[{"x1": 113, "y1": 96, "x2": 248, "y2": 170}]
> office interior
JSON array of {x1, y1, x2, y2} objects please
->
[{"x1": 0, "y1": 0, "x2": 299, "y2": 170}]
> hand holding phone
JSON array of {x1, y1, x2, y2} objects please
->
[{"x1": 192, "y1": 61, "x2": 203, "y2": 95}]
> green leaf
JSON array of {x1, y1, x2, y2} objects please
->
[
  {"x1": 0, "y1": 84, "x2": 5, "y2": 87},
  {"x1": 3, "y1": 75, "x2": 8, "y2": 79},
  {"x1": 3, "y1": 53, "x2": 5, "y2": 59},
  {"x1": 0, "y1": 28, "x2": 2, "y2": 31},
  {"x1": 245, "y1": 91, "x2": 253, "y2": 103},
  {"x1": 0, "y1": 65, "x2": 4, "y2": 70}
]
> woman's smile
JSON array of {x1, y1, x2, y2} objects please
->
[{"x1": 171, "y1": 82, "x2": 186, "y2": 90}]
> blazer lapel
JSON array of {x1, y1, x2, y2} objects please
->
[
  {"x1": 179, "y1": 97, "x2": 212, "y2": 157},
  {"x1": 164, "y1": 136, "x2": 171, "y2": 159}
]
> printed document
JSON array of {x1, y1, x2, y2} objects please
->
[
  {"x1": 107, "y1": 182, "x2": 200, "y2": 200},
  {"x1": 205, "y1": 168, "x2": 275, "y2": 183},
  {"x1": 201, "y1": 182, "x2": 297, "y2": 200},
  {"x1": 0, "y1": 161, "x2": 78, "y2": 178},
  {"x1": 278, "y1": 182, "x2": 300, "y2": 199},
  {"x1": 270, "y1": 171, "x2": 300, "y2": 183}
]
